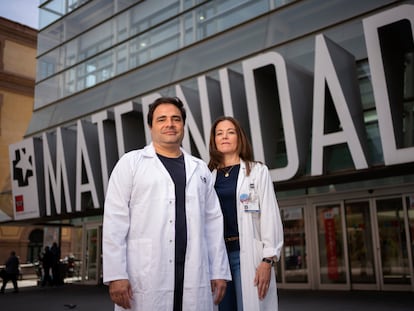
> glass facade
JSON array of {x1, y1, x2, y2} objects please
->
[
  {"x1": 36, "y1": 0, "x2": 295, "y2": 109},
  {"x1": 30, "y1": 1, "x2": 408, "y2": 136}
]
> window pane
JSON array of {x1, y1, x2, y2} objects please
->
[
  {"x1": 281, "y1": 207, "x2": 308, "y2": 283},
  {"x1": 376, "y1": 197, "x2": 410, "y2": 285},
  {"x1": 345, "y1": 201, "x2": 376, "y2": 284}
]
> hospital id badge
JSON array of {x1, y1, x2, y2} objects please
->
[
  {"x1": 240, "y1": 193, "x2": 260, "y2": 212},
  {"x1": 244, "y1": 201, "x2": 260, "y2": 212}
]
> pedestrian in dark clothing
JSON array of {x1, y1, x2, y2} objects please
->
[
  {"x1": 0, "y1": 251, "x2": 20, "y2": 293},
  {"x1": 41, "y1": 246, "x2": 53, "y2": 286},
  {"x1": 51, "y1": 242, "x2": 62, "y2": 285}
]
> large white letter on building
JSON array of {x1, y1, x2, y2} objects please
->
[
  {"x1": 311, "y1": 35, "x2": 369, "y2": 176},
  {"x1": 363, "y1": 5, "x2": 414, "y2": 165}
]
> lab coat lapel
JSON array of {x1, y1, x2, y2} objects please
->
[
  {"x1": 182, "y1": 149, "x2": 198, "y2": 184},
  {"x1": 236, "y1": 160, "x2": 247, "y2": 197}
]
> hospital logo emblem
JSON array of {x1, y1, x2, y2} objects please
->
[
  {"x1": 8, "y1": 138, "x2": 40, "y2": 220},
  {"x1": 12, "y1": 148, "x2": 34, "y2": 187}
]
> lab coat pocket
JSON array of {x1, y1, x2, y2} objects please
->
[{"x1": 127, "y1": 239, "x2": 152, "y2": 292}]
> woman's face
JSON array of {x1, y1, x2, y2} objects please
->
[{"x1": 214, "y1": 120, "x2": 238, "y2": 156}]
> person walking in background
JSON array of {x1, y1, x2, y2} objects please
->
[
  {"x1": 41, "y1": 246, "x2": 53, "y2": 287},
  {"x1": 208, "y1": 116, "x2": 284, "y2": 311},
  {"x1": 0, "y1": 251, "x2": 20, "y2": 293},
  {"x1": 51, "y1": 242, "x2": 62, "y2": 285},
  {"x1": 103, "y1": 97, "x2": 231, "y2": 311}
]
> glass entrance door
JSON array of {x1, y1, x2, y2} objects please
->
[
  {"x1": 280, "y1": 206, "x2": 308, "y2": 285},
  {"x1": 344, "y1": 200, "x2": 376, "y2": 289},
  {"x1": 82, "y1": 223, "x2": 102, "y2": 284},
  {"x1": 375, "y1": 197, "x2": 412, "y2": 289},
  {"x1": 315, "y1": 203, "x2": 350, "y2": 289}
]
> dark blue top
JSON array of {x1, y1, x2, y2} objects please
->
[
  {"x1": 214, "y1": 164, "x2": 240, "y2": 252},
  {"x1": 157, "y1": 153, "x2": 187, "y2": 264}
]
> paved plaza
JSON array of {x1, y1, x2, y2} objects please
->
[{"x1": 0, "y1": 280, "x2": 413, "y2": 310}]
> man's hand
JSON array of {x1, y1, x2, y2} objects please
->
[
  {"x1": 211, "y1": 279, "x2": 227, "y2": 305},
  {"x1": 109, "y1": 279, "x2": 133, "y2": 309}
]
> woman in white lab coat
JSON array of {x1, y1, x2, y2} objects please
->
[{"x1": 208, "y1": 116, "x2": 284, "y2": 311}]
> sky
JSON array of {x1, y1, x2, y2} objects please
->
[{"x1": 0, "y1": 0, "x2": 39, "y2": 29}]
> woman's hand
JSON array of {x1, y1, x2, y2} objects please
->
[{"x1": 254, "y1": 261, "x2": 272, "y2": 300}]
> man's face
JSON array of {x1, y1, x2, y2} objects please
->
[{"x1": 150, "y1": 103, "x2": 185, "y2": 148}]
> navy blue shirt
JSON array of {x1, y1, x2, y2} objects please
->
[
  {"x1": 157, "y1": 154, "x2": 187, "y2": 263},
  {"x1": 214, "y1": 164, "x2": 240, "y2": 252},
  {"x1": 157, "y1": 153, "x2": 187, "y2": 311}
]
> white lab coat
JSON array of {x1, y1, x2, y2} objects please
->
[
  {"x1": 212, "y1": 160, "x2": 284, "y2": 311},
  {"x1": 103, "y1": 143, "x2": 231, "y2": 311}
]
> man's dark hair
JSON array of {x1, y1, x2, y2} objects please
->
[{"x1": 147, "y1": 97, "x2": 186, "y2": 127}]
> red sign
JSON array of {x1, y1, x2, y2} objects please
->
[
  {"x1": 15, "y1": 195, "x2": 24, "y2": 212},
  {"x1": 324, "y1": 211, "x2": 339, "y2": 280}
]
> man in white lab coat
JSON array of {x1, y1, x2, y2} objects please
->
[{"x1": 103, "y1": 97, "x2": 231, "y2": 311}]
